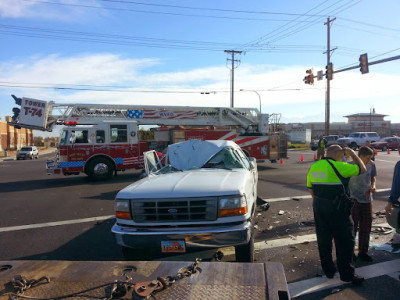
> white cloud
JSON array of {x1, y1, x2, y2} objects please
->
[
  {"x1": 0, "y1": 0, "x2": 106, "y2": 21},
  {"x1": 1, "y1": 53, "x2": 400, "y2": 127},
  {"x1": 0, "y1": 54, "x2": 160, "y2": 85}
]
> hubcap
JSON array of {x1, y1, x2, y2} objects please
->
[{"x1": 94, "y1": 163, "x2": 108, "y2": 175}]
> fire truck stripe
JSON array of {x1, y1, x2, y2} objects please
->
[
  {"x1": 142, "y1": 110, "x2": 197, "y2": 119},
  {"x1": 59, "y1": 161, "x2": 85, "y2": 168},
  {"x1": 235, "y1": 136, "x2": 268, "y2": 147},
  {"x1": 219, "y1": 131, "x2": 237, "y2": 140}
]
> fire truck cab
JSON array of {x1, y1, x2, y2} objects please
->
[{"x1": 51, "y1": 121, "x2": 140, "y2": 179}]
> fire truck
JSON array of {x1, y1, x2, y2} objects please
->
[{"x1": 9, "y1": 95, "x2": 287, "y2": 180}]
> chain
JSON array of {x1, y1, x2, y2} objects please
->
[
  {"x1": 172, "y1": 258, "x2": 202, "y2": 281},
  {"x1": 7, "y1": 259, "x2": 201, "y2": 300},
  {"x1": 10, "y1": 275, "x2": 50, "y2": 296}
]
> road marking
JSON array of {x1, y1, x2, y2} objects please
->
[
  {"x1": 0, "y1": 215, "x2": 115, "y2": 233},
  {"x1": 0, "y1": 188, "x2": 392, "y2": 233},
  {"x1": 289, "y1": 259, "x2": 400, "y2": 298},
  {"x1": 263, "y1": 188, "x2": 391, "y2": 203}
]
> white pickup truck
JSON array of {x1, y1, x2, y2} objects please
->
[{"x1": 112, "y1": 139, "x2": 258, "y2": 262}]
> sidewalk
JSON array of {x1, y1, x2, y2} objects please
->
[{"x1": 0, "y1": 147, "x2": 56, "y2": 162}]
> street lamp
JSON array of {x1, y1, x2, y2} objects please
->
[
  {"x1": 369, "y1": 106, "x2": 375, "y2": 132},
  {"x1": 239, "y1": 89, "x2": 262, "y2": 113}
]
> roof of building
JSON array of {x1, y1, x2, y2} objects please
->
[{"x1": 344, "y1": 113, "x2": 388, "y2": 118}]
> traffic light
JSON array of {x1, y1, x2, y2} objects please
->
[
  {"x1": 304, "y1": 69, "x2": 314, "y2": 85},
  {"x1": 325, "y1": 63, "x2": 333, "y2": 80},
  {"x1": 359, "y1": 53, "x2": 369, "y2": 74}
]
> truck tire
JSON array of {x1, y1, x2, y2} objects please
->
[
  {"x1": 350, "y1": 142, "x2": 357, "y2": 150},
  {"x1": 87, "y1": 157, "x2": 114, "y2": 180},
  {"x1": 235, "y1": 227, "x2": 254, "y2": 262}
]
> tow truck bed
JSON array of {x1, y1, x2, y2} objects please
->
[{"x1": 0, "y1": 260, "x2": 289, "y2": 300}]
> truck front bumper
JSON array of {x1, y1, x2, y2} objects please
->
[
  {"x1": 112, "y1": 221, "x2": 252, "y2": 249},
  {"x1": 46, "y1": 159, "x2": 62, "y2": 175}
]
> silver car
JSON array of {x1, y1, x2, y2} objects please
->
[{"x1": 16, "y1": 146, "x2": 39, "y2": 160}]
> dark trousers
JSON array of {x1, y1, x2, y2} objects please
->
[
  {"x1": 313, "y1": 196, "x2": 355, "y2": 281},
  {"x1": 351, "y1": 201, "x2": 372, "y2": 254}
]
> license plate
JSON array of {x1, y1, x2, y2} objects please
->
[{"x1": 161, "y1": 240, "x2": 186, "y2": 253}]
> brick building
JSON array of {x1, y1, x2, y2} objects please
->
[{"x1": 0, "y1": 116, "x2": 34, "y2": 156}]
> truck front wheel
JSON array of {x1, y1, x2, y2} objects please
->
[
  {"x1": 235, "y1": 228, "x2": 254, "y2": 262},
  {"x1": 87, "y1": 157, "x2": 114, "y2": 180}
]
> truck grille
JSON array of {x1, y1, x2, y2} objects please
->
[{"x1": 131, "y1": 197, "x2": 218, "y2": 223}]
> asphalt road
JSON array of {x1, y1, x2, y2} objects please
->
[{"x1": 1, "y1": 149, "x2": 399, "y2": 290}]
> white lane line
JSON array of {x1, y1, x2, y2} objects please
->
[
  {"x1": 263, "y1": 188, "x2": 391, "y2": 203},
  {"x1": 0, "y1": 188, "x2": 392, "y2": 233},
  {"x1": 0, "y1": 215, "x2": 115, "y2": 233},
  {"x1": 289, "y1": 259, "x2": 400, "y2": 298}
]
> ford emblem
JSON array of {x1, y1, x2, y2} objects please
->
[{"x1": 168, "y1": 208, "x2": 178, "y2": 214}]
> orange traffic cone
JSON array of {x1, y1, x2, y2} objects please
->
[
  {"x1": 300, "y1": 154, "x2": 304, "y2": 162},
  {"x1": 375, "y1": 149, "x2": 378, "y2": 156},
  {"x1": 387, "y1": 148, "x2": 391, "y2": 154},
  {"x1": 314, "y1": 154, "x2": 317, "y2": 161},
  {"x1": 280, "y1": 158, "x2": 283, "y2": 164}
]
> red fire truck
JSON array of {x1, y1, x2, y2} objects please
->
[{"x1": 9, "y1": 95, "x2": 287, "y2": 180}]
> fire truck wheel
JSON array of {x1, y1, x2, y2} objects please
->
[{"x1": 87, "y1": 157, "x2": 114, "y2": 180}]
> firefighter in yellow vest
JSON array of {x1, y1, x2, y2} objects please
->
[
  {"x1": 317, "y1": 135, "x2": 328, "y2": 160},
  {"x1": 307, "y1": 145, "x2": 366, "y2": 285}
]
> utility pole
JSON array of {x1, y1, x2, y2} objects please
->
[
  {"x1": 224, "y1": 50, "x2": 242, "y2": 108},
  {"x1": 324, "y1": 17, "x2": 335, "y2": 136}
]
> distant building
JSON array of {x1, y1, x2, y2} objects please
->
[
  {"x1": 344, "y1": 112, "x2": 390, "y2": 137},
  {"x1": 0, "y1": 116, "x2": 34, "y2": 156},
  {"x1": 284, "y1": 111, "x2": 399, "y2": 141}
]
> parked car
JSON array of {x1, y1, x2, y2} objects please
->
[
  {"x1": 337, "y1": 132, "x2": 380, "y2": 150},
  {"x1": 310, "y1": 135, "x2": 339, "y2": 151},
  {"x1": 371, "y1": 136, "x2": 400, "y2": 151},
  {"x1": 16, "y1": 146, "x2": 39, "y2": 160},
  {"x1": 112, "y1": 139, "x2": 258, "y2": 262}
]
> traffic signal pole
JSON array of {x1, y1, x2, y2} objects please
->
[
  {"x1": 324, "y1": 17, "x2": 335, "y2": 136},
  {"x1": 224, "y1": 50, "x2": 242, "y2": 108}
]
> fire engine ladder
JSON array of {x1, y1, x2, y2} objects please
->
[{"x1": 46, "y1": 102, "x2": 261, "y2": 133}]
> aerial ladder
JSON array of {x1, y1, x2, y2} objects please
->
[{"x1": 9, "y1": 95, "x2": 269, "y2": 135}]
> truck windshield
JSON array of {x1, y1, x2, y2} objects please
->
[{"x1": 202, "y1": 148, "x2": 244, "y2": 169}]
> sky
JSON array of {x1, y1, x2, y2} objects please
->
[{"x1": 1, "y1": 0, "x2": 400, "y2": 137}]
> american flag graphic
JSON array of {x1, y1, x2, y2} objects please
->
[{"x1": 127, "y1": 109, "x2": 197, "y2": 119}]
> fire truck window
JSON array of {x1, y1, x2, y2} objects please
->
[
  {"x1": 110, "y1": 125, "x2": 128, "y2": 143},
  {"x1": 74, "y1": 130, "x2": 89, "y2": 143},
  {"x1": 96, "y1": 130, "x2": 105, "y2": 143},
  {"x1": 60, "y1": 130, "x2": 68, "y2": 145}
]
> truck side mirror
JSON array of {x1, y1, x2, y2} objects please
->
[{"x1": 249, "y1": 157, "x2": 256, "y2": 169}]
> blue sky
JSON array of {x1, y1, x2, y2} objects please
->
[{"x1": 1, "y1": 0, "x2": 400, "y2": 135}]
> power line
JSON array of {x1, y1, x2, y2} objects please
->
[
  {"x1": 20, "y1": 0, "x2": 326, "y2": 22},
  {"x1": 0, "y1": 24, "x2": 329, "y2": 53},
  {"x1": 339, "y1": 17, "x2": 400, "y2": 33}
]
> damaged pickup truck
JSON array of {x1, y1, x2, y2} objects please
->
[{"x1": 112, "y1": 139, "x2": 258, "y2": 262}]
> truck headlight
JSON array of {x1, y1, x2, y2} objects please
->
[
  {"x1": 218, "y1": 195, "x2": 247, "y2": 217},
  {"x1": 115, "y1": 199, "x2": 131, "y2": 219}
]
